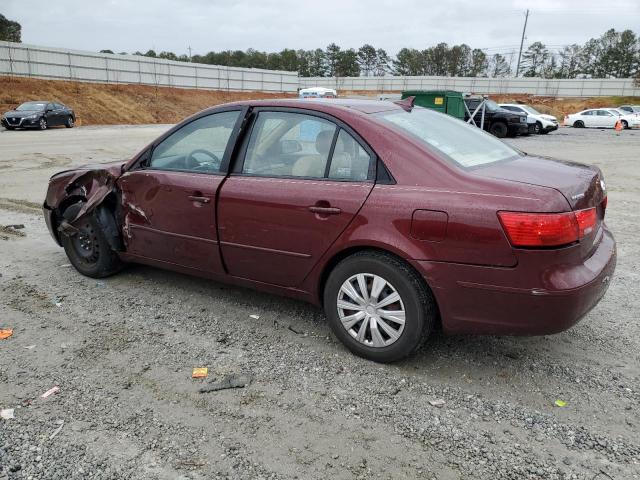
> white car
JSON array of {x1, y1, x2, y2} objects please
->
[
  {"x1": 605, "y1": 108, "x2": 640, "y2": 129},
  {"x1": 299, "y1": 87, "x2": 337, "y2": 99},
  {"x1": 619, "y1": 105, "x2": 640, "y2": 115},
  {"x1": 499, "y1": 104, "x2": 559, "y2": 134},
  {"x1": 564, "y1": 108, "x2": 636, "y2": 128}
]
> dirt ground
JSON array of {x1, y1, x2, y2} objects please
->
[
  {"x1": 0, "y1": 76, "x2": 295, "y2": 125},
  {"x1": 0, "y1": 123, "x2": 639, "y2": 480}
]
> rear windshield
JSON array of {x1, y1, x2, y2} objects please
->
[{"x1": 377, "y1": 107, "x2": 521, "y2": 168}]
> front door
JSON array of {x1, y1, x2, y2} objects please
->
[
  {"x1": 119, "y1": 110, "x2": 242, "y2": 274},
  {"x1": 218, "y1": 110, "x2": 375, "y2": 287},
  {"x1": 595, "y1": 110, "x2": 617, "y2": 128}
]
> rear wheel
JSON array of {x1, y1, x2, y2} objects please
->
[
  {"x1": 65, "y1": 116, "x2": 75, "y2": 128},
  {"x1": 323, "y1": 251, "x2": 436, "y2": 363},
  {"x1": 60, "y1": 204, "x2": 123, "y2": 278},
  {"x1": 573, "y1": 120, "x2": 585, "y2": 128},
  {"x1": 534, "y1": 122, "x2": 542, "y2": 134},
  {"x1": 39, "y1": 118, "x2": 47, "y2": 130},
  {"x1": 489, "y1": 122, "x2": 508, "y2": 138}
]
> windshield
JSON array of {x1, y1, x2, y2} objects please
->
[
  {"x1": 522, "y1": 105, "x2": 540, "y2": 114},
  {"x1": 378, "y1": 107, "x2": 521, "y2": 168},
  {"x1": 16, "y1": 102, "x2": 47, "y2": 111}
]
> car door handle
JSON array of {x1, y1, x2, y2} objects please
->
[
  {"x1": 308, "y1": 206, "x2": 341, "y2": 215},
  {"x1": 188, "y1": 195, "x2": 211, "y2": 204}
]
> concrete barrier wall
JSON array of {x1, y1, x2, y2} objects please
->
[
  {"x1": 0, "y1": 41, "x2": 299, "y2": 92},
  {"x1": 299, "y1": 75, "x2": 640, "y2": 97}
]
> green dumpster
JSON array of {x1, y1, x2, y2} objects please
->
[{"x1": 401, "y1": 90, "x2": 466, "y2": 120}]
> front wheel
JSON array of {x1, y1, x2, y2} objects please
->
[
  {"x1": 534, "y1": 122, "x2": 542, "y2": 134},
  {"x1": 39, "y1": 118, "x2": 47, "y2": 130},
  {"x1": 60, "y1": 207, "x2": 123, "y2": 278},
  {"x1": 622, "y1": 120, "x2": 629, "y2": 129},
  {"x1": 489, "y1": 122, "x2": 508, "y2": 138},
  {"x1": 65, "y1": 116, "x2": 75, "y2": 128},
  {"x1": 323, "y1": 251, "x2": 437, "y2": 363}
]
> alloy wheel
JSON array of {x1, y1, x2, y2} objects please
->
[
  {"x1": 39, "y1": 118, "x2": 47, "y2": 130},
  {"x1": 336, "y1": 273, "x2": 406, "y2": 348}
]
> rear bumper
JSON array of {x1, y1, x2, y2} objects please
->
[{"x1": 417, "y1": 226, "x2": 617, "y2": 335}]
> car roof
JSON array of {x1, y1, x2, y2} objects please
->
[{"x1": 214, "y1": 98, "x2": 404, "y2": 115}]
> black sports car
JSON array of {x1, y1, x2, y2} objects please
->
[{"x1": 1, "y1": 101, "x2": 75, "y2": 130}]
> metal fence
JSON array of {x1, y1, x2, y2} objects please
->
[
  {"x1": 0, "y1": 41, "x2": 299, "y2": 92},
  {"x1": 300, "y1": 76, "x2": 640, "y2": 97}
]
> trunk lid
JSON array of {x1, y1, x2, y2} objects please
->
[{"x1": 475, "y1": 155, "x2": 606, "y2": 211}]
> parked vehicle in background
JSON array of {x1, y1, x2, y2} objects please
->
[
  {"x1": 464, "y1": 98, "x2": 528, "y2": 138},
  {"x1": 42, "y1": 98, "x2": 615, "y2": 362},
  {"x1": 299, "y1": 87, "x2": 337, "y2": 99},
  {"x1": 604, "y1": 108, "x2": 640, "y2": 129},
  {"x1": 565, "y1": 109, "x2": 621, "y2": 129},
  {"x1": 1, "y1": 101, "x2": 75, "y2": 130},
  {"x1": 618, "y1": 105, "x2": 640, "y2": 114},
  {"x1": 499, "y1": 104, "x2": 559, "y2": 134}
]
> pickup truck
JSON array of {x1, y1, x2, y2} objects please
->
[{"x1": 464, "y1": 98, "x2": 528, "y2": 138}]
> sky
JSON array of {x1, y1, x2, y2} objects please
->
[{"x1": 4, "y1": 0, "x2": 640, "y2": 59}]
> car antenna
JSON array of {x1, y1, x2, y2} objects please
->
[{"x1": 393, "y1": 96, "x2": 415, "y2": 112}]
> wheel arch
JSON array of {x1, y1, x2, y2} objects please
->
[{"x1": 316, "y1": 245, "x2": 442, "y2": 325}]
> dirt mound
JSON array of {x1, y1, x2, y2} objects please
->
[{"x1": 0, "y1": 76, "x2": 295, "y2": 125}]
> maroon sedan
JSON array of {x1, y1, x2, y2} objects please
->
[{"x1": 43, "y1": 98, "x2": 616, "y2": 362}]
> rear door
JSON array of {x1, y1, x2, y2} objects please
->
[
  {"x1": 580, "y1": 110, "x2": 595, "y2": 127},
  {"x1": 118, "y1": 109, "x2": 243, "y2": 274},
  {"x1": 217, "y1": 109, "x2": 375, "y2": 287}
]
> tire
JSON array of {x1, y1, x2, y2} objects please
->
[
  {"x1": 323, "y1": 251, "x2": 437, "y2": 363},
  {"x1": 489, "y1": 122, "x2": 508, "y2": 138},
  {"x1": 4, "y1": 126, "x2": 15, "y2": 131},
  {"x1": 534, "y1": 122, "x2": 542, "y2": 134},
  {"x1": 65, "y1": 116, "x2": 75, "y2": 128},
  {"x1": 60, "y1": 204, "x2": 123, "y2": 278},
  {"x1": 573, "y1": 120, "x2": 585, "y2": 128},
  {"x1": 622, "y1": 120, "x2": 629, "y2": 129},
  {"x1": 39, "y1": 118, "x2": 47, "y2": 130}
]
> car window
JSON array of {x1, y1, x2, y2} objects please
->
[
  {"x1": 328, "y1": 130, "x2": 371, "y2": 181},
  {"x1": 47, "y1": 103, "x2": 54, "y2": 111},
  {"x1": 501, "y1": 106, "x2": 517, "y2": 112},
  {"x1": 150, "y1": 111, "x2": 240, "y2": 173},
  {"x1": 54, "y1": 103, "x2": 64, "y2": 109},
  {"x1": 581, "y1": 111, "x2": 593, "y2": 116},
  {"x1": 378, "y1": 107, "x2": 521, "y2": 168},
  {"x1": 596, "y1": 110, "x2": 612, "y2": 116},
  {"x1": 242, "y1": 112, "x2": 337, "y2": 178}
]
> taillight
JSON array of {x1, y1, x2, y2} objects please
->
[{"x1": 498, "y1": 207, "x2": 597, "y2": 248}]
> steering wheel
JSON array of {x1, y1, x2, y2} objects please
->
[{"x1": 185, "y1": 148, "x2": 220, "y2": 171}]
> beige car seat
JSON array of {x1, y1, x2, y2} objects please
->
[{"x1": 292, "y1": 130, "x2": 335, "y2": 177}]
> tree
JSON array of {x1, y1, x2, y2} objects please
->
[
  {"x1": 357, "y1": 44, "x2": 378, "y2": 76},
  {"x1": 557, "y1": 44, "x2": 582, "y2": 78},
  {"x1": 488, "y1": 53, "x2": 511, "y2": 77},
  {"x1": 158, "y1": 51, "x2": 179, "y2": 61},
  {"x1": 144, "y1": 49, "x2": 157, "y2": 58},
  {"x1": 99, "y1": 49, "x2": 114, "y2": 54},
  {"x1": 325, "y1": 43, "x2": 341, "y2": 77},
  {"x1": 0, "y1": 14, "x2": 21, "y2": 42},
  {"x1": 374, "y1": 49, "x2": 390, "y2": 76},
  {"x1": 393, "y1": 48, "x2": 423, "y2": 75},
  {"x1": 469, "y1": 49, "x2": 488, "y2": 77},
  {"x1": 336, "y1": 49, "x2": 359, "y2": 77},
  {"x1": 521, "y1": 42, "x2": 550, "y2": 77}
]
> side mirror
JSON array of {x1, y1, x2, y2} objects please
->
[
  {"x1": 280, "y1": 139, "x2": 302, "y2": 155},
  {"x1": 46, "y1": 107, "x2": 53, "y2": 112}
]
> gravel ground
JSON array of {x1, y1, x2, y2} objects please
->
[{"x1": 0, "y1": 124, "x2": 639, "y2": 480}]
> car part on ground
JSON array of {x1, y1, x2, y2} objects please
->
[{"x1": 42, "y1": 99, "x2": 616, "y2": 362}]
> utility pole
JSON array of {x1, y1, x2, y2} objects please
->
[
  {"x1": 515, "y1": 9, "x2": 529, "y2": 77},
  {"x1": 188, "y1": 46, "x2": 192, "y2": 62}
]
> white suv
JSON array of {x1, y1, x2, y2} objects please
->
[{"x1": 499, "y1": 104, "x2": 559, "y2": 134}]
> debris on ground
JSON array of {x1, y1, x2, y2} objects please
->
[
  {"x1": 192, "y1": 367, "x2": 208, "y2": 379},
  {"x1": 0, "y1": 328, "x2": 14, "y2": 340},
  {"x1": 555, "y1": 399, "x2": 567, "y2": 407},
  {"x1": 249, "y1": 314, "x2": 260, "y2": 320},
  {"x1": 0, "y1": 224, "x2": 26, "y2": 240},
  {"x1": 49, "y1": 420, "x2": 65, "y2": 440},
  {"x1": 1, "y1": 408, "x2": 15, "y2": 420},
  {"x1": 429, "y1": 399, "x2": 446, "y2": 408},
  {"x1": 23, "y1": 344, "x2": 36, "y2": 350},
  {"x1": 199, "y1": 374, "x2": 252, "y2": 393},
  {"x1": 288, "y1": 325, "x2": 302, "y2": 334},
  {"x1": 41, "y1": 386, "x2": 60, "y2": 399}
]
